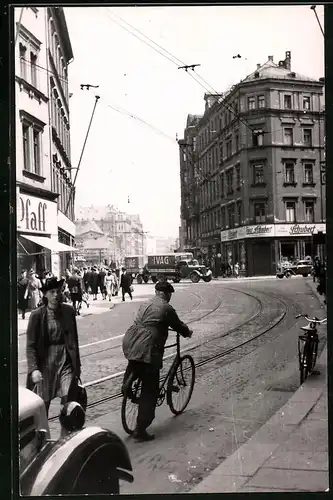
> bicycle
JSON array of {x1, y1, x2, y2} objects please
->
[
  {"x1": 296, "y1": 314, "x2": 327, "y2": 385},
  {"x1": 121, "y1": 331, "x2": 195, "y2": 435}
]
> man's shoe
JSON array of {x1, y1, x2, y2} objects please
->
[{"x1": 132, "y1": 429, "x2": 155, "y2": 442}]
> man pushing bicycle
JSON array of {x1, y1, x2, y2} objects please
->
[{"x1": 122, "y1": 281, "x2": 193, "y2": 442}]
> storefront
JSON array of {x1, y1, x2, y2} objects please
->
[
  {"x1": 220, "y1": 223, "x2": 326, "y2": 277},
  {"x1": 17, "y1": 192, "x2": 76, "y2": 278}
]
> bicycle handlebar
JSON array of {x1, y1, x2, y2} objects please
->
[{"x1": 295, "y1": 314, "x2": 327, "y2": 324}]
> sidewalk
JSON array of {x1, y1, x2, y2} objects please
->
[{"x1": 192, "y1": 279, "x2": 328, "y2": 493}]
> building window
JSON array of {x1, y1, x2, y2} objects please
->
[
  {"x1": 237, "y1": 201, "x2": 242, "y2": 225},
  {"x1": 284, "y1": 95, "x2": 292, "y2": 109},
  {"x1": 22, "y1": 124, "x2": 30, "y2": 171},
  {"x1": 284, "y1": 128, "x2": 293, "y2": 146},
  {"x1": 248, "y1": 96, "x2": 256, "y2": 110},
  {"x1": 219, "y1": 142, "x2": 223, "y2": 161},
  {"x1": 304, "y1": 201, "x2": 314, "y2": 222},
  {"x1": 258, "y1": 95, "x2": 265, "y2": 108},
  {"x1": 235, "y1": 164, "x2": 241, "y2": 189},
  {"x1": 254, "y1": 202, "x2": 266, "y2": 223},
  {"x1": 228, "y1": 205, "x2": 234, "y2": 228},
  {"x1": 235, "y1": 133, "x2": 240, "y2": 151},
  {"x1": 226, "y1": 139, "x2": 232, "y2": 157},
  {"x1": 226, "y1": 169, "x2": 233, "y2": 194},
  {"x1": 252, "y1": 130, "x2": 263, "y2": 147},
  {"x1": 19, "y1": 43, "x2": 27, "y2": 80},
  {"x1": 285, "y1": 201, "x2": 296, "y2": 222},
  {"x1": 221, "y1": 207, "x2": 226, "y2": 229},
  {"x1": 303, "y1": 96, "x2": 310, "y2": 110},
  {"x1": 304, "y1": 163, "x2": 314, "y2": 184},
  {"x1": 30, "y1": 52, "x2": 37, "y2": 87},
  {"x1": 253, "y1": 164, "x2": 264, "y2": 185},
  {"x1": 234, "y1": 100, "x2": 239, "y2": 114},
  {"x1": 220, "y1": 172, "x2": 224, "y2": 198},
  {"x1": 303, "y1": 128, "x2": 312, "y2": 147},
  {"x1": 285, "y1": 162, "x2": 295, "y2": 183},
  {"x1": 33, "y1": 129, "x2": 41, "y2": 175}
]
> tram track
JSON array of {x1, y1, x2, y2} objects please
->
[{"x1": 48, "y1": 287, "x2": 285, "y2": 423}]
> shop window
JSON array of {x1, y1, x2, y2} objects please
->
[
  {"x1": 254, "y1": 202, "x2": 266, "y2": 223},
  {"x1": 248, "y1": 96, "x2": 256, "y2": 110},
  {"x1": 304, "y1": 163, "x2": 314, "y2": 184},
  {"x1": 226, "y1": 169, "x2": 233, "y2": 194},
  {"x1": 304, "y1": 201, "x2": 314, "y2": 222},
  {"x1": 285, "y1": 162, "x2": 295, "y2": 184},
  {"x1": 253, "y1": 164, "x2": 264, "y2": 185},
  {"x1": 258, "y1": 95, "x2": 265, "y2": 108},
  {"x1": 285, "y1": 201, "x2": 296, "y2": 222},
  {"x1": 235, "y1": 164, "x2": 241, "y2": 190},
  {"x1": 284, "y1": 95, "x2": 292, "y2": 109},
  {"x1": 303, "y1": 128, "x2": 312, "y2": 147},
  {"x1": 283, "y1": 128, "x2": 293, "y2": 146},
  {"x1": 303, "y1": 96, "x2": 310, "y2": 110},
  {"x1": 252, "y1": 130, "x2": 263, "y2": 147}
]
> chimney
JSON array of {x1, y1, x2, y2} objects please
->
[
  {"x1": 257, "y1": 63, "x2": 260, "y2": 69},
  {"x1": 285, "y1": 50, "x2": 291, "y2": 70},
  {"x1": 268, "y1": 55, "x2": 273, "y2": 62}
]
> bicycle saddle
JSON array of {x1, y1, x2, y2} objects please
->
[{"x1": 301, "y1": 324, "x2": 316, "y2": 332}]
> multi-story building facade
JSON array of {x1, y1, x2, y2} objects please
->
[
  {"x1": 179, "y1": 52, "x2": 325, "y2": 276},
  {"x1": 15, "y1": 6, "x2": 75, "y2": 278}
]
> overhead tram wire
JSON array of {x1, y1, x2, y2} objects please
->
[{"x1": 104, "y1": 11, "x2": 272, "y2": 138}]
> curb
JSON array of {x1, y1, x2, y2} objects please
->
[{"x1": 191, "y1": 344, "x2": 327, "y2": 493}]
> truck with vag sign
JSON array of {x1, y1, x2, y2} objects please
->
[
  {"x1": 124, "y1": 255, "x2": 148, "y2": 284},
  {"x1": 146, "y1": 252, "x2": 212, "y2": 284}
]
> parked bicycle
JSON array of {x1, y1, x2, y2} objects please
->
[
  {"x1": 296, "y1": 314, "x2": 327, "y2": 385},
  {"x1": 121, "y1": 331, "x2": 195, "y2": 435}
]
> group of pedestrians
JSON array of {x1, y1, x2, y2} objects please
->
[{"x1": 17, "y1": 269, "x2": 55, "y2": 319}]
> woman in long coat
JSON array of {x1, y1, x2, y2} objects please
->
[
  {"x1": 26, "y1": 277, "x2": 81, "y2": 417},
  {"x1": 17, "y1": 270, "x2": 29, "y2": 319},
  {"x1": 28, "y1": 270, "x2": 42, "y2": 310}
]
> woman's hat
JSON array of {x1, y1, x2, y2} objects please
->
[
  {"x1": 155, "y1": 281, "x2": 175, "y2": 294},
  {"x1": 41, "y1": 277, "x2": 65, "y2": 293}
]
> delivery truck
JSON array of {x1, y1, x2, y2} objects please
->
[
  {"x1": 124, "y1": 255, "x2": 148, "y2": 284},
  {"x1": 146, "y1": 252, "x2": 212, "y2": 283}
]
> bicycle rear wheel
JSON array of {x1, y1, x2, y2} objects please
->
[
  {"x1": 309, "y1": 338, "x2": 319, "y2": 373},
  {"x1": 167, "y1": 355, "x2": 195, "y2": 415},
  {"x1": 121, "y1": 375, "x2": 142, "y2": 435},
  {"x1": 298, "y1": 336, "x2": 311, "y2": 385}
]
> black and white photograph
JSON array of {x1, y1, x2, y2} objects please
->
[{"x1": 14, "y1": 3, "x2": 327, "y2": 495}]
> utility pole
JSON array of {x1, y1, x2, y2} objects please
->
[{"x1": 65, "y1": 94, "x2": 100, "y2": 216}]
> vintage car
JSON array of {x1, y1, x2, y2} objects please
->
[
  {"x1": 19, "y1": 386, "x2": 133, "y2": 495},
  {"x1": 276, "y1": 259, "x2": 312, "y2": 278}
]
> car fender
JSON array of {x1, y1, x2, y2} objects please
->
[{"x1": 28, "y1": 427, "x2": 133, "y2": 496}]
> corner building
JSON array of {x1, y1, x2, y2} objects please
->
[
  {"x1": 179, "y1": 52, "x2": 325, "y2": 276},
  {"x1": 15, "y1": 7, "x2": 75, "y2": 278}
]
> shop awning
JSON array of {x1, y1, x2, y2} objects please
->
[
  {"x1": 21, "y1": 234, "x2": 57, "y2": 251},
  {"x1": 21, "y1": 235, "x2": 76, "y2": 252}
]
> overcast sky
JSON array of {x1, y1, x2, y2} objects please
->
[{"x1": 64, "y1": 5, "x2": 324, "y2": 238}]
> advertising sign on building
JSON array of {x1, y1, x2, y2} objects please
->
[
  {"x1": 17, "y1": 193, "x2": 58, "y2": 235},
  {"x1": 221, "y1": 223, "x2": 326, "y2": 242},
  {"x1": 274, "y1": 223, "x2": 326, "y2": 237}
]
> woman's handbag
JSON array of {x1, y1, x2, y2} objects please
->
[
  {"x1": 68, "y1": 376, "x2": 87, "y2": 412},
  {"x1": 130, "y1": 285, "x2": 134, "y2": 293}
]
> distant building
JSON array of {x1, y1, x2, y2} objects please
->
[{"x1": 179, "y1": 51, "x2": 325, "y2": 275}]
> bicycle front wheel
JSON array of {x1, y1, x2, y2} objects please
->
[
  {"x1": 167, "y1": 355, "x2": 195, "y2": 415},
  {"x1": 121, "y1": 375, "x2": 142, "y2": 435}
]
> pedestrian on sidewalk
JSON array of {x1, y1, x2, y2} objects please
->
[
  {"x1": 26, "y1": 277, "x2": 81, "y2": 422},
  {"x1": 99, "y1": 267, "x2": 107, "y2": 300},
  {"x1": 67, "y1": 268, "x2": 83, "y2": 315},
  {"x1": 120, "y1": 267, "x2": 133, "y2": 302},
  {"x1": 234, "y1": 262, "x2": 240, "y2": 278},
  {"x1": 28, "y1": 270, "x2": 42, "y2": 310},
  {"x1": 17, "y1": 269, "x2": 29, "y2": 319},
  {"x1": 91, "y1": 267, "x2": 99, "y2": 301},
  {"x1": 105, "y1": 269, "x2": 116, "y2": 302},
  {"x1": 122, "y1": 281, "x2": 193, "y2": 441},
  {"x1": 77, "y1": 270, "x2": 90, "y2": 311}
]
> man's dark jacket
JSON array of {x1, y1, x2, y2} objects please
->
[
  {"x1": 120, "y1": 272, "x2": 132, "y2": 291},
  {"x1": 25, "y1": 304, "x2": 81, "y2": 390},
  {"x1": 122, "y1": 295, "x2": 191, "y2": 368}
]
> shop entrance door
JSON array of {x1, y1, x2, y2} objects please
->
[{"x1": 252, "y1": 241, "x2": 271, "y2": 276}]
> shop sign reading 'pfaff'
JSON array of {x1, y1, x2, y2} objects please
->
[
  {"x1": 221, "y1": 223, "x2": 326, "y2": 242},
  {"x1": 17, "y1": 193, "x2": 58, "y2": 234}
]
